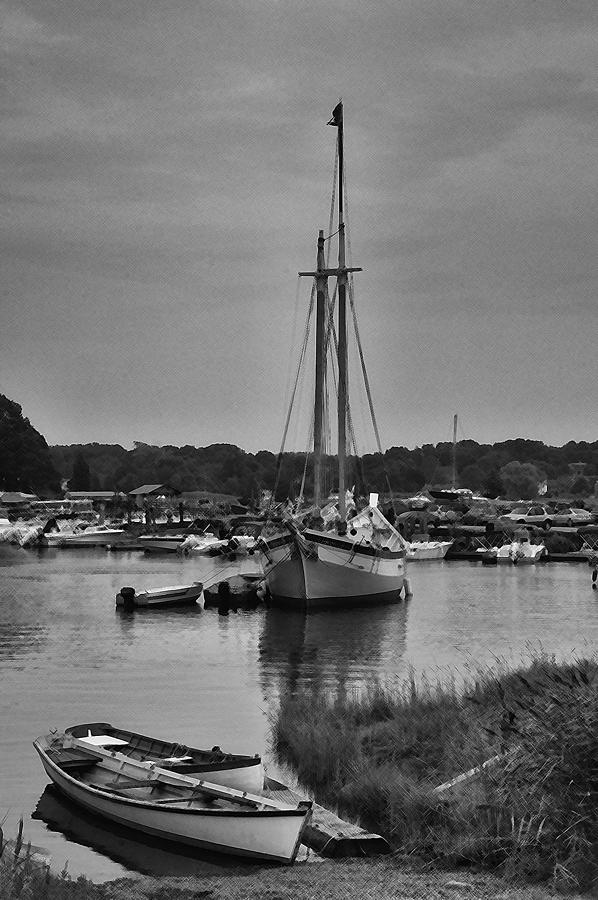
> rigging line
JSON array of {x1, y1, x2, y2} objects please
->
[
  {"x1": 282, "y1": 276, "x2": 304, "y2": 418},
  {"x1": 348, "y1": 280, "x2": 383, "y2": 455},
  {"x1": 347, "y1": 278, "x2": 396, "y2": 508},
  {"x1": 271, "y1": 282, "x2": 316, "y2": 506},
  {"x1": 297, "y1": 407, "x2": 315, "y2": 510}
]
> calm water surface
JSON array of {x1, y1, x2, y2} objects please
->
[{"x1": 1, "y1": 546, "x2": 597, "y2": 881}]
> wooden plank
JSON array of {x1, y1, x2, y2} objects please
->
[{"x1": 263, "y1": 778, "x2": 390, "y2": 857}]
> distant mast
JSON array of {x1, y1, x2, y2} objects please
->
[{"x1": 451, "y1": 414, "x2": 458, "y2": 489}]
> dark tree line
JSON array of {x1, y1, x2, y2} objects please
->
[
  {"x1": 48, "y1": 438, "x2": 598, "y2": 502},
  {"x1": 0, "y1": 394, "x2": 61, "y2": 495},
  {"x1": 2, "y1": 392, "x2": 596, "y2": 500}
]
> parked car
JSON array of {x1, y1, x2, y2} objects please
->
[
  {"x1": 502, "y1": 505, "x2": 555, "y2": 528},
  {"x1": 550, "y1": 507, "x2": 594, "y2": 527}
]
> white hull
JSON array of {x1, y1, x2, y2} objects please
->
[
  {"x1": 45, "y1": 529, "x2": 128, "y2": 547},
  {"x1": 263, "y1": 532, "x2": 405, "y2": 611},
  {"x1": 116, "y1": 582, "x2": 203, "y2": 608},
  {"x1": 406, "y1": 541, "x2": 453, "y2": 561},
  {"x1": 137, "y1": 535, "x2": 186, "y2": 553},
  {"x1": 34, "y1": 740, "x2": 309, "y2": 864},
  {"x1": 477, "y1": 543, "x2": 546, "y2": 564}
]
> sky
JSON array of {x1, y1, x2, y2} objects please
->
[{"x1": 1, "y1": 0, "x2": 597, "y2": 455}]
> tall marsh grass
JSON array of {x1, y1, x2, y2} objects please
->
[
  {"x1": 0, "y1": 819, "x2": 107, "y2": 900},
  {"x1": 272, "y1": 654, "x2": 598, "y2": 892}
]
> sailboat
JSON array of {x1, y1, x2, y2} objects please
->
[{"x1": 257, "y1": 103, "x2": 407, "y2": 611}]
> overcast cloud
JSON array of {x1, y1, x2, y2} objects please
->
[{"x1": 1, "y1": 0, "x2": 597, "y2": 453}]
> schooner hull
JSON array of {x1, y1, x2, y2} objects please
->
[{"x1": 265, "y1": 535, "x2": 405, "y2": 611}]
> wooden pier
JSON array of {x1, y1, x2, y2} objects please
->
[{"x1": 264, "y1": 777, "x2": 390, "y2": 857}]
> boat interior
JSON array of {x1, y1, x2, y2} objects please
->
[{"x1": 65, "y1": 723, "x2": 258, "y2": 771}]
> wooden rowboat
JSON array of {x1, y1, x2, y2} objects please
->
[
  {"x1": 34, "y1": 731, "x2": 311, "y2": 864},
  {"x1": 63, "y1": 722, "x2": 264, "y2": 793}
]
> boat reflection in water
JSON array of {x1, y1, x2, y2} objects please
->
[
  {"x1": 258, "y1": 602, "x2": 409, "y2": 701},
  {"x1": 33, "y1": 786, "x2": 269, "y2": 877}
]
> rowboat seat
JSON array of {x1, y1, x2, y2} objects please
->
[
  {"x1": 146, "y1": 756, "x2": 193, "y2": 766},
  {"x1": 78, "y1": 734, "x2": 129, "y2": 748}
]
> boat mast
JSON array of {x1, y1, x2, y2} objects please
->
[
  {"x1": 299, "y1": 103, "x2": 361, "y2": 520},
  {"x1": 331, "y1": 101, "x2": 348, "y2": 524},
  {"x1": 313, "y1": 230, "x2": 327, "y2": 508},
  {"x1": 451, "y1": 413, "x2": 458, "y2": 489}
]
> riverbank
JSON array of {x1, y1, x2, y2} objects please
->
[
  {"x1": 0, "y1": 850, "x2": 588, "y2": 900},
  {"x1": 106, "y1": 859, "x2": 588, "y2": 899},
  {"x1": 272, "y1": 654, "x2": 598, "y2": 894}
]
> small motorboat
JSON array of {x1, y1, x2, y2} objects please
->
[
  {"x1": 203, "y1": 574, "x2": 265, "y2": 610},
  {"x1": 63, "y1": 722, "x2": 264, "y2": 792},
  {"x1": 33, "y1": 730, "x2": 311, "y2": 864},
  {"x1": 116, "y1": 582, "x2": 203, "y2": 609},
  {"x1": 178, "y1": 532, "x2": 227, "y2": 555},
  {"x1": 405, "y1": 539, "x2": 453, "y2": 561},
  {"x1": 43, "y1": 524, "x2": 129, "y2": 548},
  {"x1": 136, "y1": 534, "x2": 187, "y2": 553},
  {"x1": 476, "y1": 530, "x2": 547, "y2": 565}
]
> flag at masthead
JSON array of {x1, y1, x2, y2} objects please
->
[{"x1": 327, "y1": 101, "x2": 343, "y2": 127}]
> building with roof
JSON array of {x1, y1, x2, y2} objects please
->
[{"x1": 129, "y1": 484, "x2": 181, "y2": 509}]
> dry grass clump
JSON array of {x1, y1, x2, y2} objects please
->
[
  {"x1": 0, "y1": 819, "x2": 108, "y2": 900},
  {"x1": 272, "y1": 655, "x2": 598, "y2": 893}
]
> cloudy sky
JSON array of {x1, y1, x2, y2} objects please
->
[{"x1": 2, "y1": 0, "x2": 597, "y2": 454}]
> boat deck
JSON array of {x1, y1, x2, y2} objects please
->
[{"x1": 264, "y1": 778, "x2": 390, "y2": 857}]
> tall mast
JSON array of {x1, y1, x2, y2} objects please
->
[
  {"x1": 330, "y1": 101, "x2": 348, "y2": 524},
  {"x1": 451, "y1": 413, "x2": 458, "y2": 489},
  {"x1": 300, "y1": 103, "x2": 361, "y2": 520},
  {"x1": 313, "y1": 230, "x2": 327, "y2": 507}
]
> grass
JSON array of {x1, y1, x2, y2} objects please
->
[
  {"x1": 0, "y1": 819, "x2": 109, "y2": 900},
  {"x1": 271, "y1": 653, "x2": 598, "y2": 893}
]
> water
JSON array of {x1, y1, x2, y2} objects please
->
[{"x1": 1, "y1": 546, "x2": 597, "y2": 882}]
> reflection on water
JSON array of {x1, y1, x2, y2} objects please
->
[
  {"x1": 1, "y1": 551, "x2": 598, "y2": 881},
  {"x1": 0, "y1": 622, "x2": 48, "y2": 659},
  {"x1": 259, "y1": 604, "x2": 409, "y2": 700},
  {"x1": 33, "y1": 786, "x2": 263, "y2": 876}
]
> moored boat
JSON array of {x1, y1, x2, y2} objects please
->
[
  {"x1": 115, "y1": 582, "x2": 203, "y2": 609},
  {"x1": 43, "y1": 524, "x2": 129, "y2": 548},
  {"x1": 33, "y1": 730, "x2": 311, "y2": 864},
  {"x1": 137, "y1": 534, "x2": 187, "y2": 553},
  {"x1": 406, "y1": 539, "x2": 453, "y2": 561},
  {"x1": 476, "y1": 530, "x2": 547, "y2": 565},
  {"x1": 62, "y1": 722, "x2": 264, "y2": 793},
  {"x1": 255, "y1": 104, "x2": 407, "y2": 611}
]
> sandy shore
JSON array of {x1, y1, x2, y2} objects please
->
[{"x1": 105, "y1": 857, "x2": 587, "y2": 899}]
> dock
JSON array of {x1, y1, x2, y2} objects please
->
[{"x1": 264, "y1": 777, "x2": 390, "y2": 857}]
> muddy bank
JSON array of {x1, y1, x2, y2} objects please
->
[{"x1": 106, "y1": 858, "x2": 586, "y2": 899}]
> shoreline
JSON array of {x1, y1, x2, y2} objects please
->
[{"x1": 103, "y1": 858, "x2": 587, "y2": 899}]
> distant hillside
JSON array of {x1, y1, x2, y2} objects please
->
[
  {"x1": 0, "y1": 394, "x2": 61, "y2": 494},
  {"x1": 3, "y1": 391, "x2": 595, "y2": 500},
  {"x1": 47, "y1": 438, "x2": 598, "y2": 502}
]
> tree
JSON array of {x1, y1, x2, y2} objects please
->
[
  {"x1": 499, "y1": 461, "x2": 545, "y2": 500},
  {"x1": 0, "y1": 394, "x2": 61, "y2": 495},
  {"x1": 483, "y1": 468, "x2": 503, "y2": 498},
  {"x1": 571, "y1": 475, "x2": 591, "y2": 495},
  {"x1": 71, "y1": 452, "x2": 91, "y2": 491}
]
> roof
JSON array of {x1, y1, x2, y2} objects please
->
[
  {"x1": 0, "y1": 491, "x2": 38, "y2": 503},
  {"x1": 129, "y1": 484, "x2": 180, "y2": 496}
]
